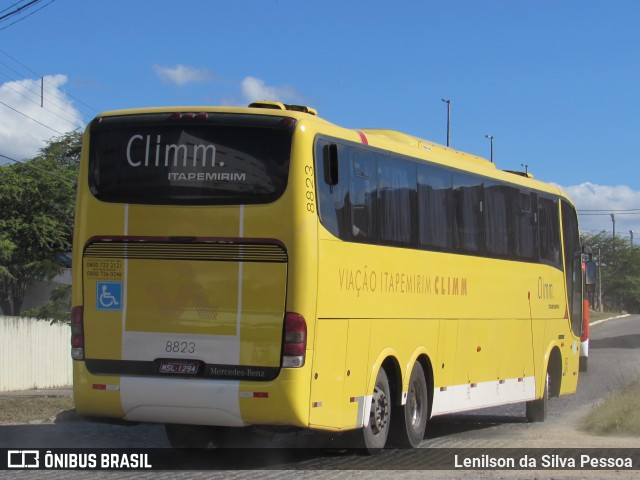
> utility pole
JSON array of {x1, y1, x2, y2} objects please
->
[
  {"x1": 484, "y1": 134, "x2": 494, "y2": 162},
  {"x1": 598, "y1": 247, "x2": 603, "y2": 312},
  {"x1": 441, "y1": 99, "x2": 451, "y2": 147},
  {"x1": 611, "y1": 214, "x2": 616, "y2": 241},
  {"x1": 631, "y1": 230, "x2": 634, "y2": 247}
]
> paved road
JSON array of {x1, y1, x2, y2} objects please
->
[{"x1": 2, "y1": 315, "x2": 639, "y2": 479}]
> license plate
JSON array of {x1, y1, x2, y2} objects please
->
[{"x1": 158, "y1": 360, "x2": 201, "y2": 375}]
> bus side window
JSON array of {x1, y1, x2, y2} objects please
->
[
  {"x1": 315, "y1": 140, "x2": 351, "y2": 240},
  {"x1": 418, "y1": 165, "x2": 453, "y2": 250},
  {"x1": 453, "y1": 174, "x2": 484, "y2": 253},
  {"x1": 323, "y1": 143, "x2": 339, "y2": 186},
  {"x1": 378, "y1": 157, "x2": 417, "y2": 247},
  {"x1": 351, "y1": 151, "x2": 377, "y2": 242},
  {"x1": 514, "y1": 191, "x2": 538, "y2": 260},
  {"x1": 538, "y1": 197, "x2": 561, "y2": 267},
  {"x1": 484, "y1": 183, "x2": 513, "y2": 257}
]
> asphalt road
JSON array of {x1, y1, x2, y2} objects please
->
[{"x1": 2, "y1": 314, "x2": 639, "y2": 479}]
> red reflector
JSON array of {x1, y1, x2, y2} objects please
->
[
  {"x1": 254, "y1": 392, "x2": 268, "y2": 398},
  {"x1": 71, "y1": 336, "x2": 84, "y2": 348},
  {"x1": 92, "y1": 384, "x2": 107, "y2": 390}
]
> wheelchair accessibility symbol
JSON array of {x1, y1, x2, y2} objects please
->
[{"x1": 96, "y1": 281, "x2": 122, "y2": 311}]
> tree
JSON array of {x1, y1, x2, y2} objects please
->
[
  {"x1": 0, "y1": 132, "x2": 81, "y2": 316},
  {"x1": 582, "y1": 231, "x2": 640, "y2": 313}
]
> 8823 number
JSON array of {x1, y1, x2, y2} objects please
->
[{"x1": 165, "y1": 341, "x2": 196, "y2": 354}]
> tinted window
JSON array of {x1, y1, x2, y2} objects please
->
[
  {"x1": 351, "y1": 150, "x2": 377, "y2": 243},
  {"x1": 562, "y1": 200, "x2": 583, "y2": 334},
  {"x1": 418, "y1": 165, "x2": 453, "y2": 250},
  {"x1": 538, "y1": 196, "x2": 561, "y2": 266},
  {"x1": 89, "y1": 114, "x2": 294, "y2": 205},
  {"x1": 484, "y1": 183, "x2": 515, "y2": 256},
  {"x1": 514, "y1": 192, "x2": 538, "y2": 260},
  {"x1": 315, "y1": 141, "x2": 352, "y2": 240},
  {"x1": 314, "y1": 136, "x2": 565, "y2": 270},
  {"x1": 454, "y1": 174, "x2": 484, "y2": 253},
  {"x1": 378, "y1": 158, "x2": 417, "y2": 246}
]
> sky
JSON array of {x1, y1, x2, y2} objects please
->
[{"x1": 0, "y1": 0, "x2": 639, "y2": 239}]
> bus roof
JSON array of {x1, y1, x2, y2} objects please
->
[{"x1": 94, "y1": 102, "x2": 569, "y2": 201}]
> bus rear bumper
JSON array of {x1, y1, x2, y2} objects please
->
[
  {"x1": 73, "y1": 362, "x2": 312, "y2": 428},
  {"x1": 121, "y1": 376, "x2": 247, "y2": 427}
]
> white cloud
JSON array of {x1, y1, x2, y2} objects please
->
[
  {"x1": 0, "y1": 75, "x2": 83, "y2": 162},
  {"x1": 240, "y1": 76, "x2": 303, "y2": 104},
  {"x1": 153, "y1": 64, "x2": 214, "y2": 86},
  {"x1": 563, "y1": 182, "x2": 640, "y2": 238}
]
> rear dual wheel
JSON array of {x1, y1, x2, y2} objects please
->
[
  {"x1": 361, "y1": 368, "x2": 392, "y2": 451},
  {"x1": 361, "y1": 362, "x2": 429, "y2": 451},
  {"x1": 391, "y1": 362, "x2": 428, "y2": 448}
]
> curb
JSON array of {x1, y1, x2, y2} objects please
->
[{"x1": 590, "y1": 313, "x2": 631, "y2": 328}]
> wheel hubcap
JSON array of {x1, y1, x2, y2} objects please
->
[{"x1": 370, "y1": 384, "x2": 389, "y2": 435}]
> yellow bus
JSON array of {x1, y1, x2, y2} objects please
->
[{"x1": 72, "y1": 101, "x2": 589, "y2": 449}]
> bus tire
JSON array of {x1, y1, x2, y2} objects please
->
[
  {"x1": 579, "y1": 356, "x2": 588, "y2": 372},
  {"x1": 526, "y1": 372, "x2": 549, "y2": 422},
  {"x1": 361, "y1": 367, "x2": 391, "y2": 452},
  {"x1": 390, "y1": 362, "x2": 428, "y2": 448},
  {"x1": 165, "y1": 424, "x2": 212, "y2": 448}
]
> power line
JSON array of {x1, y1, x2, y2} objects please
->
[
  {"x1": 0, "y1": 71, "x2": 83, "y2": 128},
  {"x1": 0, "y1": 1, "x2": 29, "y2": 16},
  {"x1": 0, "y1": 49, "x2": 98, "y2": 120},
  {"x1": 0, "y1": 0, "x2": 55, "y2": 32},
  {"x1": 0, "y1": 152, "x2": 76, "y2": 185},
  {"x1": 0, "y1": 0, "x2": 42, "y2": 22},
  {"x1": 0, "y1": 100, "x2": 63, "y2": 134}
]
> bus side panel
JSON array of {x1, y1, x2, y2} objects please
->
[
  {"x1": 73, "y1": 363, "x2": 124, "y2": 418},
  {"x1": 308, "y1": 319, "x2": 349, "y2": 429},
  {"x1": 307, "y1": 318, "x2": 373, "y2": 431},
  {"x1": 529, "y1": 266, "x2": 580, "y2": 399}
]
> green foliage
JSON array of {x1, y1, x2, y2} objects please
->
[
  {"x1": 23, "y1": 284, "x2": 72, "y2": 324},
  {"x1": 582, "y1": 232, "x2": 640, "y2": 313},
  {"x1": 0, "y1": 132, "x2": 81, "y2": 316}
]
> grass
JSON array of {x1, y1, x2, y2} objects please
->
[
  {"x1": 0, "y1": 396, "x2": 74, "y2": 424},
  {"x1": 580, "y1": 379, "x2": 640, "y2": 436}
]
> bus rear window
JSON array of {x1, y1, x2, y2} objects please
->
[{"x1": 88, "y1": 113, "x2": 294, "y2": 205}]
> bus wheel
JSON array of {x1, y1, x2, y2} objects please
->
[
  {"x1": 391, "y1": 362, "x2": 428, "y2": 448},
  {"x1": 165, "y1": 424, "x2": 213, "y2": 448},
  {"x1": 361, "y1": 368, "x2": 391, "y2": 451},
  {"x1": 526, "y1": 372, "x2": 549, "y2": 422}
]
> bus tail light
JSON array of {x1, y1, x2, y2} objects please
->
[
  {"x1": 282, "y1": 312, "x2": 306, "y2": 368},
  {"x1": 71, "y1": 306, "x2": 85, "y2": 360}
]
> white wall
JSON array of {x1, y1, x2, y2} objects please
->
[{"x1": 0, "y1": 316, "x2": 72, "y2": 392}]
